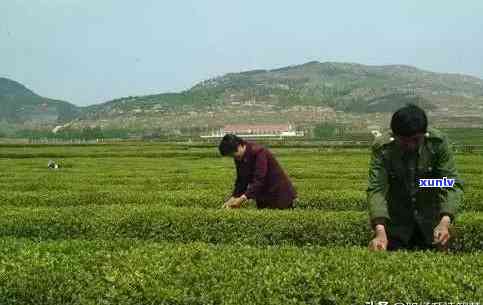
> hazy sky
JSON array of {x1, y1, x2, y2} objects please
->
[{"x1": 1, "y1": 0, "x2": 482, "y2": 106}]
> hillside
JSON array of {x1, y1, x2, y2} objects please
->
[
  {"x1": 3, "y1": 61, "x2": 483, "y2": 133},
  {"x1": 81, "y1": 61, "x2": 483, "y2": 119},
  {"x1": 0, "y1": 77, "x2": 80, "y2": 124}
]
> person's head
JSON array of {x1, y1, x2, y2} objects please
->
[
  {"x1": 390, "y1": 104, "x2": 428, "y2": 152},
  {"x1": 218, "y1": 134, "x2": 246, "y2": 160}
]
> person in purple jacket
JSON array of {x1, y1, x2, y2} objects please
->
[{"x1": 218, "y1": 134, "x2": 297, "y2": 209}]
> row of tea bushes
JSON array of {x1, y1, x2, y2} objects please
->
[
  {"x1": 1, "y1": 190, "x2": 482, "y2": 212},
  {"x1": 0, "y1": 238, "x2": 480, "y2": 305},
  {"x1": 0, "y1": 206, "x2": 481, "y2": 251}
]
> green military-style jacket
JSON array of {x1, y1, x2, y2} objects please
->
[{"x1": 367, "y1": 127, "x2": 464, "y2": 245}]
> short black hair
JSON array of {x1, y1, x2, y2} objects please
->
[
  {"x1": 218, "y1": 134, "x2": 245, "y2": 156},
  {"x1": 390, "y1": 104, "x2": 428, "y2": 136}
]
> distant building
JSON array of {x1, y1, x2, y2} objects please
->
[
  {"x1": 52, "y1": 123, "x2": 71, "y2": 134},
  {"x1": 201, "y1": 123, "x2": 303, "y2": 138},
  {"x1": 52, "y1": 126, "x2": 62, "y2": 134}
]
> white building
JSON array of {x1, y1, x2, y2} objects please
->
[{"x1": 201, "y1": 123, "x2": 303, "y2": 138}]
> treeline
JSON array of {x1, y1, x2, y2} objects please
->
[
  {"x1": 14, "y1": 127, "x2": 130, "y2": 140},
  {"x1": 8, "y1": 127, "x2": 209, "y2": 141},
  {"x1": 312, "y1": 122, "x2": 373, "y2": 142}
]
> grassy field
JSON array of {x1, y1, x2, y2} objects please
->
[{"x1": 0, "y1": 143, "x2": 481, "y2": 304}]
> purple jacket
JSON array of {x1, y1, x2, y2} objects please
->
[{"x1": 232, "y1": 142, "x2": 297, "y2": 208}]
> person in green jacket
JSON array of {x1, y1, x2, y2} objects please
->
[{"x1": 367, "y1": 104, "x2": 464, "y2": 251}]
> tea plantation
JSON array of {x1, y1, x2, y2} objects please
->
[{"x1": 0, "y1": 143, "x2": 481, "y2": 304}]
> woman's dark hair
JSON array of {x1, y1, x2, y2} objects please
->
[
  {"x1": 390, "y1": 104, "x2": 428, "y2": 136},
  {"x1": 218, "y1": 134, "x2": 245, "y2": 156}
]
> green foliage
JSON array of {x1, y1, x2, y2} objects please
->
[
  {"x1": 441, "y1": 128, "x2": 483, "y2": 145},
  {"x1": 0, "y1": 239, "x2": 481, "y2": 305},
  {"x1": 0, "y1": 143, "x2": 482, "y2": 303},
  {"x1": 13, "y1": 127, "x2": 130, "y2": 140},
  {"x1": 0, "y1": 206, "x2": 481, "y2": 251},
  {"x1": 348, "y1": 93, "x2": 435, "y2": 113},
  {"x1": 313, "y1": 123, "x2": 337, "y2": 138},
  {"x1": 0, "y1": 77, "x2": 79, "y2": 123}
]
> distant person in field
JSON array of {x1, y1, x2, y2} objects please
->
[
  {"x1": 48, "y1": 160, "x2": 60, "y2": 169},
  {"x1": 367, "y1": 104, "x2": 464, "y2": 251},
  {"x1": 219, "y1": 134, "x2": 297, "y2": 209}
]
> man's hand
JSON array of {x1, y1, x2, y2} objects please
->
[
  {"x1": 222, "y1": 197, "x2": 233, "y2": 208},
  {"x1": 433, "y1": 215, "x2": 451, "y2": 246},
  {"x1": 222, "y1": 195, "x2": 247, "y2": 209},
  {"x1": 222, "y1": 197, "x2": 238, "y2": 209},
  {"x1": 223, "y1": 199, "x2": 241, "y2": 209},
  {"x1": 368, "y1": 224, "x2": 388, "y2": 251}
]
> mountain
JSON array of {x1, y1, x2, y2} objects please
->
[
  {"x1": 0, "y1": 77, "x2": 80, "y2": 124},
  {"x1": 3, "y1": 61, "x2": 483, "y2": 132},
  {"x1": 80, "y1": 61, "x2": 483, "y2": 120}
]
